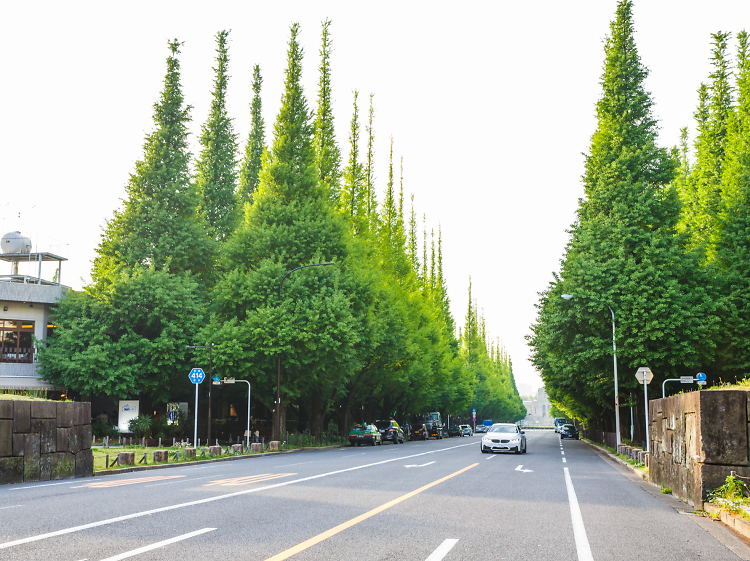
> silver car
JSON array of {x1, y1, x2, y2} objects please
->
[{"x1": 480, "y1": 423, "x2": 527, "y2": 454}]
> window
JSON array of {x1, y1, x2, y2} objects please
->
[{"x1": 0, "y1": 319, "x2": 35, "y2": 363}]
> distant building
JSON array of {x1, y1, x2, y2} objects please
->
[
  {"x1": 0, "y1": 231, "x2": 68, "y2": 392},
  {"x1": 520, "y1": 387, "x2": 555, "y2": 426}
]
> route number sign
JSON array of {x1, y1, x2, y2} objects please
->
[{"x1": 189, "y1": 368, "x2": 205, "y2": 384}]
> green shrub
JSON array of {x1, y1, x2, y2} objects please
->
[{"x1": 128, "y1": 415, "x2": 152, "y2": 438}]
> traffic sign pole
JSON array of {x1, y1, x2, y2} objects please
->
[
  {"x1": 194, "y1": 382, "x2": 199, "y2": 447},
  {"x1": 636, "y1": 367, "x2": 653, "y2": 453}
]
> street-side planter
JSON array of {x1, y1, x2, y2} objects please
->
[{"x1": 703, "y1": 502, "x2": 750, "y2": 541}]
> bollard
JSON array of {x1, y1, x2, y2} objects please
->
[
  {"x1": 158, "y1": 437, "x2": 161, "y2": 447},
  {"x1": 216, "y1": 439, "x2": 219, "y2": 447},
  {"x1": 296, "y1": 432, "x2": 299, "y2": 448},
  {"x1": 105, "y1": 454, "x2": 109, "y2": 468},
  {"x1": 198, "y1": 438, "x2": 201, "y2": 448},
  {"x1": 262, "y1": 437, "x2": 265, "y2": 450},
  {"x1": 173, "y1": 437, "x2": 176, "y2": 447}
]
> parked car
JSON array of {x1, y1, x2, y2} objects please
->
[
  {"x1": 348, "y1": 424, "x2": 382, "y2": 446},
  {"x1": 375, "y1": 420, "x2": 404, "y2": 444},
  {"x1": 560, "y1": 424, "x2": 579, "y2": 440},
  {"x1": 460, "y1": 424, "x2": 473, "y2": 436},
  {"x1": 554, "y1": 418, "x2": 568, "y2": 433},
  {"x1": 446, "y1": 425, "x2": 462, "y2": 437},
  {"x1": 410, "y1": 423, "x2": 428, "y2": 440},
  {"x1": 480, "y1": 423, "x2": 527, "y2": 454}
]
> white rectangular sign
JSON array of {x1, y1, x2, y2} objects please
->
[
  {"x1": 680, "y1": 376, "x2": 694, "y2": 383},
  {"x1": 118, "y1": 400, "x2": 139, "y2": 433}
]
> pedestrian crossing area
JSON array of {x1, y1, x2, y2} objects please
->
[
  {"x1": 203, "y1": 473, "x2": 296, "y2": 487},
  {"x1": 72, "y1": 475, "x2": 186, "y2": 489}
]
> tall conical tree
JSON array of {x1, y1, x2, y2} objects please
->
[
  {"x1": 195, "y1": 30, "x2": 240, "y2": 242},
  {"x1": 681, "y1": 32, "x2": 733, "y2": 256},
  {"x1": 215, "y1": 23, "x2": 360, "y2": 442},
  {"x1": 716, "y1": 30, "x2": 750, "y2": 375},
  {"x1": 42, "y1": 40, "x2": 209, "y2": 401},
  {"x1": 93, "y1": 39, "x2": 212, "y2": 279},
  {"x1": 239, "y1": 64, "x2": 266, "y2": 205},
  {"x1": 314, "y1": 19, "x2": 342, "y2": 204},
  {"x1": 365, "y1": 94, "x2": 376, "y2": 227},
  {"x1": 342, "y1": 90, "x2": 364, "y2": 226},
  {"x1": 529, "y1": 0, "x2": 718, "y2": 431}
]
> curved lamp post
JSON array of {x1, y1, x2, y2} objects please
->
[
  {"x1": 561, "y1": 293, "x2": 620, "y2": 446},
  {"x1": 276, "y1": 262, "x2": 336, "y2": 441}
]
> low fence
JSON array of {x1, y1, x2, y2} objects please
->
[{"x1": 580, "y1": 430, "x2": 617, "y2": 450}]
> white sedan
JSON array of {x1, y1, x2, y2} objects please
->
[{"x1": 480, "y1": 423, "x2": 527, "y2": 454}]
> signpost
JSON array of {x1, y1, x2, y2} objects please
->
[
  {"x1": 636, "y1": 367, "x2": 653, "y2": 453},
  {"x1": 189, "y1": 368, "x2": 205, "y2": 447},
  {"x1": 662, "y1": 376, "x2": 696, "y2": 398},
  {"x1": 696, "y1": 372, "x2": 707, "y2": 386},
  {"x1": 472, "y1": 408, "x2": 476, "y2": 432}
]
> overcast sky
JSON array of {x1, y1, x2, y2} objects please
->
[{"x1": 2, "y1": 1, "x2": 749, "y2": 396}]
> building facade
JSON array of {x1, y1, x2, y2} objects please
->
[
  {"x1": 0, "y1": 232, "x2": 68, "y2": 391},
  {"x1": 521, "y1": 387, "x2": 555, "y2": 427}
]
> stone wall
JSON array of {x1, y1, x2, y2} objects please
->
[
  {"x1": 649, "y1": 390, "x2": 749, "y2": 507},
  {"x1": 0, "y1": 400, "x2": 93, "y2": 485}
]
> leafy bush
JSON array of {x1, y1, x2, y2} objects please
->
[
  {"x1": 128, "y1": 415, "x2": 152, "y2": 438},
  {"x1": 707, "y1": 475, "x2": 749, "y2": 513}
]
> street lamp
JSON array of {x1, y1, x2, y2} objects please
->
[
  {"x1": 561, "y1": 293, "x2": 620, "y2": 446},
  {"x1": 220, "y1": 377, "x2": 251, "y2": 450},
  {"x1": 186, "y1": 343, "x2": 213, "y2": 445},
  {"x1": 276, "y1": 262, "x2": 336, "y2": 442}
]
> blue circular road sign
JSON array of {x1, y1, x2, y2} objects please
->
[{"x1": 696, "y1": 372, "x2": 707, "y2": 382}]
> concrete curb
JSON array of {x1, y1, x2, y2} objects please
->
[
  {"x1": 703, "y1": 503, "x2": 750, "y2": 541},
  {"x1": 94, "y1": 444, "x2": 346, "y2": 476},
  {"x1": 580, "y1": 438, "x2": 649, "y2": 481}
]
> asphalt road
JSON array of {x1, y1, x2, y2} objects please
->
[{"x1": 0, "y1": 430, "x2": 748, "y2": 560}]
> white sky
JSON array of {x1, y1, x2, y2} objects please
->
[{"x1": 2, "y1": 1, "x2": 749, "y2": 395}]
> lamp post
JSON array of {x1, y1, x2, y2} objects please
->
[
  {"x1": 221, "y1": 378, "x2": 251, "y2": 450},
  {"x1": 561, "y1": 293, "x2": 620, "y2": 446},
  {"x1": 186, "y1": 343, "x2": 213, "y2": 445},
  {"x1": 276, "y1": 262, "x2": 336, "y2": 442}
]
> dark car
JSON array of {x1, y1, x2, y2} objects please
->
[
  {"x1": 410, "y1": 423, "x2": 428, "y2": 440},
  {"x1": 446, "y1": 425, "x2": 462, "y2": 437},
  {"x1": 560, "y1": 424, "x2": 579, "y2": 440},
  {"x1": 375, "y1": 420, "x2": 405, "y2": 444},
  {"x1": 348, "y1": 424, "x2": 382, "y2": 446}
]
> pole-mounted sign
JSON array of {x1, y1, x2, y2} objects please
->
[
  {"x1": 189, "y1": 368, "x2": 205, "y2": 446},
  {"x1": 635, "y1": 367, "x2": 653, "y2": 453},
  {"x1": 696, "y1": 372, "x2": 707, "y2": 386}
]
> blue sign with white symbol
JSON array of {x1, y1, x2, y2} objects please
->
[
  {"x1": 213, "y1": 375, "x2": 220, "y2": 382},
  {"x1": 696, "y1": 372, "x2": 707, "y2": 382},
  {"x1": 472, "y1": 408, "x2": 476, "y2": 413},
  {"x1": 189, "y1": 368, "x2": 205, "y2": 384}
]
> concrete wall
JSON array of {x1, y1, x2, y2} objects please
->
[
  {"x1": 649, "y1": 390, "x2": 750, "y2": 507},
  {"x1": 0, "y1": 400, "x2": 93, "y2": 485}
]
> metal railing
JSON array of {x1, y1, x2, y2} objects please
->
[{"x1": 0, "y1": 348, "x2": 35, "y2": 363}]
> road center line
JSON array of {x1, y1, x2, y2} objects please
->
[
  {"x1": 564, "y1": 467, "x2": 593, "y2": 561},
  {"x1": 264, "y1": 465, "x2": 477, "y2": 561},
  {"x1": 99, "y1": 527, "x2": 216, "y2": 561},
  {"x1": 0, "y1": 505, "x2": 23, "y2": 510},
  {"x1": 425, "y1": 538, "x2": 460, "y2": 561},
  {"x1": 0, "y1": 442, "x2": 475, "y2": 550}
]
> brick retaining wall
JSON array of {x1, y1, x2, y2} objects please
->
[{"x1": 0, "y1": 400, "x2": 93, "y2": 484}]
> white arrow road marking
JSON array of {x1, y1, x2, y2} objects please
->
[
  {"x1": 425, "y1": 539, "x2": 459, "y2": 561},
  {"x1": 404, "y1": 461, "x2": 436, "y2": 468},
  {"x1": 99, "y1": 528, "x2": 216, "y2": 561},
  {"x1": 515, "y1": 465, "x2": 533, "y2": 473}
]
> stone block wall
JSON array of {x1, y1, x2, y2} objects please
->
[
  {"x1": 649, "y1": 390, "x2": 749, "y2": 507},
  {"x1": 0, "y1": 400, "x2": 93, "y2": 485}
]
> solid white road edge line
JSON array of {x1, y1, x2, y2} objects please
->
[
  {"x1": 564, "y1": 467, "x2": 594, "y2": 561},
  {"x1": 99, "y1": 528, "x2": 216, "y2": 561},
  {"x1": 0, "y1": 442, "x2": 475, "y2": 550},
  {"x1": 0, "y1": 505, "x2": 23, "y2": 510},
  {"x1": 425, "y1": 539, "x2": 459, "y2": 561}
]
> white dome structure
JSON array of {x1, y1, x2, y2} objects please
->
[{"x1": 1, "y1": 231, "x2": 32, "y2": 254}]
